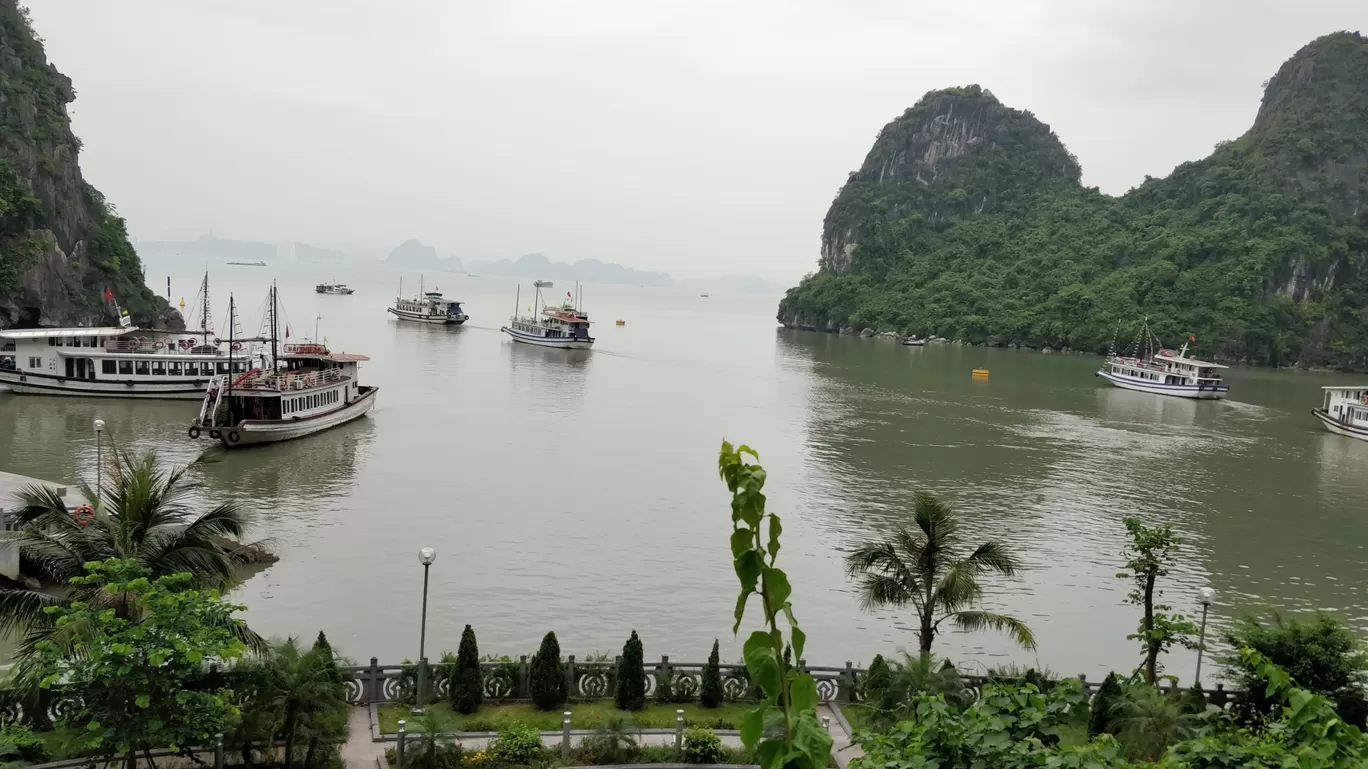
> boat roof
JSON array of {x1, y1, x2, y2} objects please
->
[
  {"x1": 543, "y1": 309, "x2": 590, "y2": 324},
  {"x1": 0, "y1": 326, "x2": 136, "y2": 339},
  {"x1": 280, "y1": 352, "x2": 370, "y2": 362},
  {"x1": 1322, "y1": 385, "x2": 1368, "y2": 391},
  {"x1": 1152, "y1": 351, "x2": 1227, "y2": 369},
  {"x1": 0, "y1": 469, "x2": 71, "y2": 511}
]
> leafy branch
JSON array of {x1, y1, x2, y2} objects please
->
[{"x1": 719, "y1": 441, "x2": 831, "y2": 769}]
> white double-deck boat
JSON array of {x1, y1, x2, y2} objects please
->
[
  {"x1": 501, "y1": 282, "x2": 594, "y2": 349},
  {"x1": 316, "y1": 282, "x2": 354, "y2": 295},
  {"x1": 1096, "y1": 341, "x2": 1229, "y2": 399},
  {"x1": 0, "y1": 278, "x2": 260, "y2": 399},
  {"x1": 190, "y1": 288, "x2": 377, "y2": 448},
  {"x1": 387, "y1": 278, "x2": 467, "y2": 325},
  {"x1": 1312, "y1": 386, "x2": 1368, "y2": 442}
]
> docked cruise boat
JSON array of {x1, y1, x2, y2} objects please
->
[
  {"x1": 500, "y1": 282, "x2": 594, "y2": 349},
  {"x1": 1095, "y1": 341, "x2": 1229, "y2": 400},
  {"x1": 1312, "y1": 386, "x2": 1368, "y2": 441},
  {"x1": 0, "y1": 279, "x2": 261, "y2": 399},
  {"x1": 315, "y1": 282, "x2": 354, "y2": 295},
  {"x1": 190, "y1": 343, "x2": 376, "y2": 448},
  {"x1": 387, "y1": 278, "x2": 467, "y2": 325}
]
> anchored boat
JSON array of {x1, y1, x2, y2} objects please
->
[
  {"x1": 1096, "y1": 320, "x2": 1228, "y2": 400},
  {"x1": 1312, "y1": 386, "x2": 1368, "y2": 441},
  {"x1": 0, "y1": 275, "x2": 262, "y2": 399},
  {"x1": 501, "y1": 282, "x2": 595, "y2": 349},
  {"x1": 386, "y1": 276, "x2": 467, "y2": 325},
  {"x1": 315, "y1": 282, "x2": 354, "y2": 295},
  {"x1": 190, "y1": 287, "x2": 377, "y2": 448}
]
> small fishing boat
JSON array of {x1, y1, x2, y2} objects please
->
[
  {"x1": 1096, "y1": 322, "x2": 1228, "y2": 400},
  {"x1": 902, "y1": 336, "x2": 926, "y2": 346},
  {"x1": 501, "y1": 282, "x2": 594, "y2": 349},
  {"x1": 228, "y1": 260, "x2": 267, "y2": 267},
  {"x1": 315, "y1": 282, "x2": 354, "y2": 295},
  {"x1": 1312, "y1": 386, "x2": 1368, "y2": 442},
  {"x1": 386, "y1": 276, "x2": 467, "y2": 325},
  {"x1": 700, "y1": 293, "x2": 710, "y2": 298},
  {"x1": 190, "y1": 287, "x2": 377, "y2": 448}
]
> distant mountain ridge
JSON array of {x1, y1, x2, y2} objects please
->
[
  {"x1": 137, "y1": 235, "x2": 275, "y2": 261},
  {"x1": 466, "y1": 253, "x2": 671, "y2": 287}
]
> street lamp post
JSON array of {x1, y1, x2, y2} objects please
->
[
  {"x1": 413, "y1": 547, "x2": 436, "y2": 714},
  {"x1": 1194, "y1": 586, "x2": 1216, "y2": 687},
  {"x1": 93, "y1": 419, "x2": 105, "y2": 508}
]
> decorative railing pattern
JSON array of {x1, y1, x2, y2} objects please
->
[{"x1": 337, "y1": 656, "x2": 1238, "y2": 708}]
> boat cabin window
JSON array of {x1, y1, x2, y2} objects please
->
[
  {"x1": 118, "y1": 360, "x2": 133, "y2": 375},
  {"x1": 216, "y1": 362, "x2": 228, "y2": 374},
  {"x1": 135, "y1": 360, "x2": 149, "y2": 376},
  {"x1": 152, "y1": 361, "x2": 166, "y2": 375},
  {"x1": 169, "y1": 361, "x2": 182, "y2": 376},
  {"x1": 102, "y1": 360, "x2": 116, "y2": 375},
  {"x1": 200, "y1": 363, "x2": 214, "y2": 376},
  {"x1": 28, "y1": 356, "x2": 41, "y2": 369}
]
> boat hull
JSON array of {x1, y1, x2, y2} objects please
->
[
  {"x1": 1312, "y1": 408, "x2": 1368, "y2": 442},
  {"x1": 501, "y1": 326, "x2": 594, "y2": 349},
  {"x1": 209, "y1": 387, "x2": 378, "y2": 448},
  {"x1": 387, "y1": 308, "x2": 466, "y2": 325},
  {"x1": 1095, "y1": 369, "x2": 1228, "y2": 400},
  {"x1": 0, "y1": 370, "x2": 208, "y2": 399}
]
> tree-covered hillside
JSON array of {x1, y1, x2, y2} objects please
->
[{"x1": 780, "y1": 32, "x2": 1368, "y2": 368}]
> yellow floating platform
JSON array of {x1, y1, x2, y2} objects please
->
[
  {"x1": 615, "y1": 319, "x2": 625, "y2": 326},
  {"x1": 971, "y1": 369, "x2": 990, "y2": 378}
]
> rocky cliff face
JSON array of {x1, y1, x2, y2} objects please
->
[
  {"x1": 0, "y1": 1, "x2": 175, "y2": 329},
  {"x1": 782, "y1": 32, "x2": 1368, "y2": 369},
  {"x1": 821, "y1": 85, "x2": 1080, "y2": 273}
]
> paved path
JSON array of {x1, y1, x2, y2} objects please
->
[{"x1": 343, "y1": 706, "x2": 382, "y2": 769}]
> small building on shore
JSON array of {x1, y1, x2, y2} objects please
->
[{"x1": 0, "y1": 469, "x2": 75, "y2": 580}]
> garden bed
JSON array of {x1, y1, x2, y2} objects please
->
[{"x1": 376, "y1": 702, "x2": 754, "y2": 734}]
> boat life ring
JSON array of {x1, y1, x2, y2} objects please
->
[
  {"x1": 179, "y1": 339, "x2": 194, "y2": 349},
  {"x1": 188, "y1": 426, "x2": 201, "y2": 439},
  {"x1": 227, "y1": 430, "x2": 241, "y2": 443},
  {"x1": 1361, "y1": 394, "x2": 1368, "y2": 406},
  {"x1": 72, "y1": 505, "x2": 96, "y2": 527},
  {"x1": 231, "y1": 342, "x2": 243, "y2": 351},
  {"x1": 1158, "y1": 349, "x2": 1175, "y2": 357}
]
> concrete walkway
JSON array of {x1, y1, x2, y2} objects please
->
[{"x1": 343, "y1": 706, "x2": 382, "y2": 769}]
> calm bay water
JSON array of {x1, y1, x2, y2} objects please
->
[{"x1": 2, "y1": 257, "x2": 1367, "y2": 679}]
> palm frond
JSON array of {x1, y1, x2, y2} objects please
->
[
  {"x1": 0, "y1": 587, "x2": 66, "y2": 638},
  {"x1": 932, "y1": 560, "x2": 985, "y2": 614},
  {"x1": 948, "y1": 610, "x2": 1037, "y2": 651},
  {"x1": 962, "y1": 540, "x2": 1022, "y2": 577},
  {"x1": 853, "y1": 572, "x2": 922, "y2": 613}
]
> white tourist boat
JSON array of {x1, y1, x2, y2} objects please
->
[
  {"x1": 315, "y1": 282, "x2": 354, "y2": 295},
  {"x1": 190, "y1": 289, "x2": 377, "y2": 448},
  {"x1": 1096, "y1": 341, "x2": 1229, "y2": 399},
  {"x1": 1311, "y1": 386, "x2": 1368, "y2": 442},
  {"x1": 386, "y1": 277, "x2": 467, "y2": 325},
  {"x1": 0, "y1": 277, "x2": 261, "y2": 399},
  {"x1": 500, "y1": 282, "x2": 594, "y2": 349}
]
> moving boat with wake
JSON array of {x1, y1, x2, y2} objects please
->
[
  {"x1": 1312, "y1": 386, "x2": 1368, "y2": 442},
  {"x1": 1095, "y1": 319, "x2": 1228, "y2": 400},
  {"x1": 387, "y1": 276, "x2": 467, "y2": 325},
  {"x1": 500, "y1": 281, "x2": 594, "y2": 349}
]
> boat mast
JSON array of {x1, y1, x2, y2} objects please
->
[
  {"x1": 269, "y1": 281, "x2": 280, "y2": 372},
  {"x1": 227, "y1": 294, "x2": 235, "y2": 401},
  {"x1": 198, "y1": 272, "x2": 212, "y2": 345},
  {"x1": 514, "y1": 285, "x2": 520, "y2": 320}
]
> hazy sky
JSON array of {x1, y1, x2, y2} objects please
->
[{"x1": 30, "y1": 0, "x2": 1364, "y2": 282}]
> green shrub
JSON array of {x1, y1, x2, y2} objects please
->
[
  {"x1": 700, "y1": 639, "x2": 723, "y2": 709},
  {"x1": 451, "y1": 624, "x2": 483, "y2": 715},
  {"x1": 491, "y1": 722, "x2": 543, "y2": 765},
  {"x1": 0, "y1": 722, "x2": 47, "y2": 764},
  {"x1": 1223, "y1": 613, "x2": 1368, "y2": 728},
  {"x1": 682, "y1": 726, "x2": 726, "y2": 764},
  {"x1": 1088, "y1": 671, "x2": 1122, "y2": 737},
  {"x1": 529, "y1": 632, "x2": 566, "y2": 711},
  {"x1": 862, "y1": 653, "x2": 891, "y2": 703},
  {"x1": 577, "y1": 715, "x2": 639, "y2": 764},
  {"x1": 615, "y1": 630, "x2": 646, "y2": 711}
]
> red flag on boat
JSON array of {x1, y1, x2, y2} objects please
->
[
  {"x1": 285, "y1": 325, "x2": 291, "y2": 339},
  {"x1": 104, "y1": 287, "x2": 114, "y2": 301},
  {"x1": 566, "y1": 291, "x2": 572, "y2": 299},
  {"x1": 1189, "y1": 335, "x2": 1196, "y2": 342}
]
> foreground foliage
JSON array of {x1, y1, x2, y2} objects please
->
[
  {"x1": 844, "y1": 491, "x2": 1034, "y2": 654},
  {"x1": 1117, "y1": 518, "x2": 1196, "y2": 684},
  {"x1": 719, "y1": 440, "x2": 831, "y2": 769},
  {"x1": 852, "y1": 650, "x2": 1367, "y2": 769},
  {"x1": 1223, "y1": 612, "x2": 1368, "y2": 728},
  {"x1": 35, "y1": 559, "x2": 247, "y2": 769}
]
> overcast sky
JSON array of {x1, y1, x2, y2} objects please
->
[{"x1": 29, "y1": 0, "x2": 1364, "y2": 282}]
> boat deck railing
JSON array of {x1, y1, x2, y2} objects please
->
[{"x1": 235, "y1": 367, "x2": 344, "y2": 392}]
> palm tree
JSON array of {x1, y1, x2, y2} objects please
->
[
  {"x1": 0, "y1": 449, "x2": 269, "y2": 662},
  {"x1": 1108, "y1": 684, "x2": 1200, "y2": 761},
  {"x1": 258, "y1": 637, "x2": 348, "y2": 769},
  {"x1": 865, "y1": 653, "x2": 972, "y2": 729},
  {"x1": 844, "y1": 491, "x2": 1034, "y2": 654}
]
